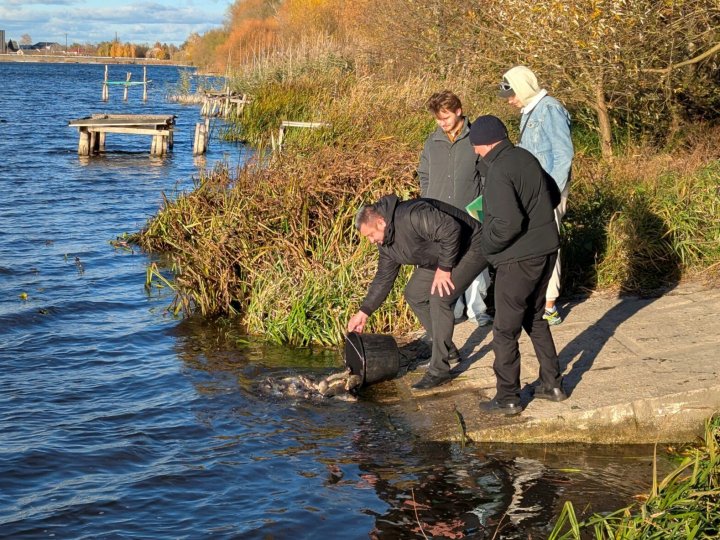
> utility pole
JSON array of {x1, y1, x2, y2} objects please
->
[{"x1": 65, "y1": 33, "x2": 68, "y2": 53}]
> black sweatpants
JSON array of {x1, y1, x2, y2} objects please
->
[
  {"x1": 492, "y1": 253, "x2": 561, "y2": 405},
  {"x1": 404, "y1": 242, "x2": 488, "y2": 377}
]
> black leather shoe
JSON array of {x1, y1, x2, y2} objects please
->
[
  {"x1": 412, "y1": 372, "x2": 452, "y2": 390},
  {"x1": 534, "y1": 386, "x2": 568, "y2": 402},
  {"x1": 448, "y1": 348, "x2": 461, "y2": 364},
  {"x1": 479, "y1": 399, "x2": 522, "y2": 416}
]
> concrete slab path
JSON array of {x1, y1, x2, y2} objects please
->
[{"x1": 372, "y1": 282, "x2": 720, "y2": 444}]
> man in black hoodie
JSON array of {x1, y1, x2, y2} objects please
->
[
  {"x1": 347, "y1": 195, "x2": 488, "y2": 390},
  {"x1": 468, "y1": 115, "x2": 567, "y2": 416}
]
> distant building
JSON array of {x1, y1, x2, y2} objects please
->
[
  {"x1": 0, "y1": 30, "x2": 6, "y2": 54},
  {"x1": 32, "y1": 42, "x2": 62, "y2": 51},
  {"x1": 7, "y1": 40, "x2": 19, "y2": 53}
]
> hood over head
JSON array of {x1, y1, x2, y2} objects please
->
[
  {"x1": 501, "y1": 66, "x2": 541, "y2": 106},
  {"x1": 371, "y1": 194, "x2": 400, "y2": 245}
]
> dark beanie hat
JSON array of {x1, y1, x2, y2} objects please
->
[{"x1": 469, "y1": 115, "x2": 508, "y2": 145}]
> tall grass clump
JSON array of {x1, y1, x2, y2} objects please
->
[
  {"x1": 563, "y1": 139, "x2": 720, "y2": 295},
  {"x1": 549, "y1": 414, "x2": 720, "y2": 539},
  {"x1": 134, "y1": 141, "x2": 420, "y2": 346}
]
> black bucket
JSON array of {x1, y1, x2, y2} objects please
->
[{"x1": 344, "y1": 332, "x2": 400, "y2": 387}]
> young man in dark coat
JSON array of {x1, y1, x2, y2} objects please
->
[
  {"x1": 347, "y1": 195, "x2": 488, "y2": 390},
  {"x1": 418, "y1": 91, "x2": 492, "y2": 326},
  {"x1": 468, "y1": 115, "x2": 567, "y2": 416}
]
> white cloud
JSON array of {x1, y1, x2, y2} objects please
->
[{"x1": 0, "y1": 0, "x2": 230, "y2": 45}]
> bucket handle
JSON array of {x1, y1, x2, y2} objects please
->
[{"x1": 344, "y1": 332, "x2": 364, "y2": 361}]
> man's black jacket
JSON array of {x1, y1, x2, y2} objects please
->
[
  {"x1": 480, "y1": 139, "x2": 559, "y2": 266},
  {"x1": 359, "y1": 195, "x2": 481, "y2": 316}
]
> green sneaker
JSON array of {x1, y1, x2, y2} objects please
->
[{"x1": 543, "y1": 308, "x2": 563, "y2": 326}]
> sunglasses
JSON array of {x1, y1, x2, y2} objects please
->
[{"x1": 499, "y1": 81, "x2": 513, "y2": 91}]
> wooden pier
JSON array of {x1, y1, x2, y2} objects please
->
[
  {"x1": 272, "y1": 120, "x2": 331, "y2": 152},
  {"x1": 200, "y1": 89, "x2": 250, "y2": 118},
  {"x1": 102, "y1": 65, "x2": 151, "y2": 102},
  {"x1": 68, "y1": 114, "x2": 176, "y2": 156}
]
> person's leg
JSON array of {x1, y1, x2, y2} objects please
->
[
  {"x1": 493, "y1": 257, "x2": 553, "y2": 405},
  {"x1": 545, "y1": 185, "x2": 569, "y2": 321},
  {"x1": 422, "y1": 250, "x2": 488, "y2": 378},
  {"x1": 404, "y1": 267, "x2": 435, "y2": 337},
  {"x1": 464, "y1": 268, "x2": 492, "y2": 325},
  {"x1": 453, "y1": 294, "x2": 467, "y2": 321},
  {"x1": 522, "y1": 254, "x2": 562, "y2": 391}
]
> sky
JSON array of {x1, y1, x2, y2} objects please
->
[{"x1": 0, "y1": 0, "x2": 231, "y2": 46}]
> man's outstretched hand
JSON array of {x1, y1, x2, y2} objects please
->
[
  {"x1": 347, "y1": 311, "x2": 369, "y2": 333},
  {"x1": 431, "y1": 268, "x2": 455, "y2": 297}
]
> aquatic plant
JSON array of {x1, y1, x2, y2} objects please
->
[{"x1": 549, "y1": 414, "x2": 720, "y2": 539}]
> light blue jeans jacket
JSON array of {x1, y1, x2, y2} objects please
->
[{"x1": 518, "y1": 96, "x2": 573, "y2": 192}]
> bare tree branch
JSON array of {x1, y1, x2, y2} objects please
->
[{"x1": 642, "y1": 41, "x2": 720, "y2": 73}]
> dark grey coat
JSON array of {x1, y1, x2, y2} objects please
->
[{"x1": 417, "y1": 117, "x2": 481, "y2": 211}]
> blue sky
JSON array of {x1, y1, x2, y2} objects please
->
[{"x1": 0, "y1": 0, "x2": 231, "y2": 46}]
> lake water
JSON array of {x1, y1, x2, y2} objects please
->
[{"x1": 0, "y1": 61, "x2": 663, "y2": 539}]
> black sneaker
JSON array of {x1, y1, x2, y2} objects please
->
[
  {"x1": 411, "y1": 372, "x2": 452, "y2": 390},
  {"x1": 479, "y1": 399, "x2": 522, "y2": 416}
]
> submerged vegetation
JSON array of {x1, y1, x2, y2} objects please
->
[
  {"x1": 134, "y1": 0, "x2": 720, "y2": 346},
  {"x1": 549, "y1": 414, "x2": 720, "y2": 539}
]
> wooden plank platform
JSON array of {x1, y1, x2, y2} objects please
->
[{"x1": 68, "y1": 114, "x2": 176, "y2": 156}]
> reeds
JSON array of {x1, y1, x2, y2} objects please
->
[
  {"x1": 133, "y1": 45, "x2": 720, "y2": 346},
  {"x1": 549, "y1": 414, "x2": 720, "y2": 539},
  {"x1": 133, "y1": 141, "x2": 420, "y2": 345}
]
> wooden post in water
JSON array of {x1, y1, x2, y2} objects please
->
[
  {"x1": 78, "y1": 128, "x2": 90, "y2": 156},
  {"x1": 193, "y1": 123, "x2": 200, "y2": 154},
  {"x1": 89, "y1": 131, "x2": 99, "y2": 154},
  {"x1": 123, "y1": 72, "x2": 131, "y2": 101},
  {"x1": 193, "y1": 120, "x2": 210, "y2": 155},
  {"x1": 102, "y1": 65, "x2": 109, "y2": 101},
  {"x1": 143, "y1": 67, "x2": 148, "y2": 102},
  {"x1": 99, "y1": 132, "x2": 106, "y2": 152}
]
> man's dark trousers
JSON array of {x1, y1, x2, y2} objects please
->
[
  {"x1": 404, "y1": 241, "x2": 488, "y2": 377},
  {"x1": 492, "y1": 253, "x2": 561, "y2": 405}
]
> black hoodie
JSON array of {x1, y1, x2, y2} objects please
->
[{"x1": 359, "y1": 195, "x2": 482, "y2": 315}]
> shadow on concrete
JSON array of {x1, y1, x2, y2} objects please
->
[
  {"x1": 454, "y1": 324, "x2": 493, "y2": 370},
  {"x1": 549, "y1": 194, "x2": 682, "y2": 397}
]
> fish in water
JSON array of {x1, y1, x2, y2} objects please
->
[{"x1": 261, "y1": 367, "x2": 362, "y2": 401}]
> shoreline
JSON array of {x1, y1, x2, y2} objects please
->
[
  {"x1": 0, "y1": 53, "x2": 190, "y2": 67},
  {"x1": 372, "y1": 281, "x2": 720, "y2": 444}
]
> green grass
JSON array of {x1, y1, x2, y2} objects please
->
[{"x1": 549, "y1": 414, "x2": 720, "y2": 539}]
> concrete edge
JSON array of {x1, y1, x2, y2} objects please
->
[{"x1": 462, "y1": 386, "x2": 720, "y2": 444}]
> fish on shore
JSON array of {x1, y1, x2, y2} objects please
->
[{"x1": 260, "y1": 367, "x2": 362, "y2": 401}]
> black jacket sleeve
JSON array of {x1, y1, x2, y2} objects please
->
[
  {"x1": 409, "y1": 204, "x2": 461, "y2": 271},
  {"x1": 359, "y1": 249, "x2": 401, "y2": 315},
  {"x1": 482, "y1": 171, "x2": 525, "y2": 255}
]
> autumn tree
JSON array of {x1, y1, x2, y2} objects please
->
[
  {"x1": 20, "y1": 34, "x2": 32, "y2": 46},
  {"x1": 357, "y1": 0, "x2": 719, "y2": 157}
]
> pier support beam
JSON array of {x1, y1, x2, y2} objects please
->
[
  {"x1": 123, "y1": 72, "x2": 131, "y2": 101},
  {"x1": 78, "y1": 128, "x2": 90, "y2": 156},
  {"x1": 102, "y1": 65, "x2": 109, "y2": 101}
]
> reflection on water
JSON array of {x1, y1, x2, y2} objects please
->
[{"x1": 0, "y1": 62, "x2": 667, "y2": 538}]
